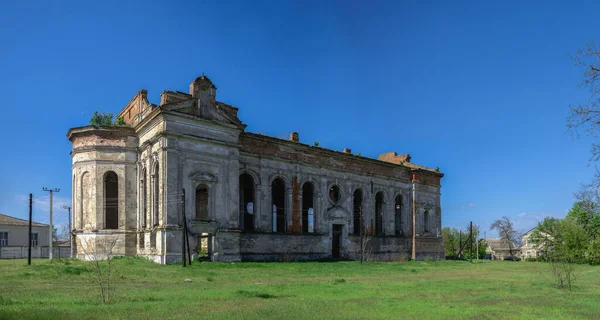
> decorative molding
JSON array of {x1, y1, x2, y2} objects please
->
[
  {"x1": 326, "y1": 206, "x2": 351, "y2": 221},
  {"x1": 188, "y1": 171, "x2": 218, "y2": 183}
]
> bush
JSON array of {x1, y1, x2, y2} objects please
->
[{"x1": 525, "y1": 257, "x2": 538, "y2": 262}]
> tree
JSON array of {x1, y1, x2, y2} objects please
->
[
  {"x1": 531, "y1": 217, "x2": 588, "y2": 290},
  {"x1": 89, "y1": 111, "x2": 114, "y2": 127},
  {"x1": 79, "y1": 236, "x2": 120, "y2": 304},
  {"x1": 567, "y1": 201, "x2": 600, "y2": 239},
  {"x1": 567, "y1": 41, "x2": 600, "y2": 186},
  {"x1": 490, "y1": 216, "x2": 521, "y2": 257},
  {"x1": 442, "y1": 227, "x2": 460, "y2": 259}
]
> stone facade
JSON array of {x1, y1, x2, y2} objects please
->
[{"x1": 67, "y1": 75, "x2": 444, "y2": 263}]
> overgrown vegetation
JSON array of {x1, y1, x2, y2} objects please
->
[
  {"x1": 442, "y1": 226, "x2": 487, "y2": 260},
  {"x1": 89, "y1": 111, "x2": 126, "y2": 127},
  {"x1": 78, "y1": 236, "x2": 120, "y2": 304},
  {"x1": 1, "y1": 260, "x2": 599, "y2": 319}
]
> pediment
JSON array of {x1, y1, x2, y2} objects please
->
[
  {"x1": 189, "y1": 171, "x2": 218, "y2": 183},
  {"x1": 326, "y1": 206, "x2": 351, "y2": 221},
  {"x1": 166, "y1": 99, "x2": 243, "y2": 128}
]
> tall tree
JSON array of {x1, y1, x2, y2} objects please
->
[
  {"x1": 568, "y1": 41, "x2": 600, "y2": 184},
  {"x1": 490, "y1": 216, "x2": 521, "y2": 257}
]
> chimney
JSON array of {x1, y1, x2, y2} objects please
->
[
  {"x1": 343, "y1": 148, "x2": 352, "y2": 154},
  {"x1": 289, "y1": 132, "x2": 299, "y2": 142}
]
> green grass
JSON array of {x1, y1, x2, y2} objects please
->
[{"x1": 0, "y1": 258, "x2": 599, "y2": 319}]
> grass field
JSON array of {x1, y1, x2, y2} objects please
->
[{"x1": 0, "y1": 258, "x2": 599, "y2": 319}]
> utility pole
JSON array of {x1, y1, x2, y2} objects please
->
[
  {"x1": 62, "y1": 206, "x2": 72, "y2": 243},
  {"x1": 476, "y1": 227, "x2": 479, "y2": 260},
  {"x1": 181, "y1": 189, "x2": 187, "y2": 267},
  {"x1": 411, "y1": 173, "x2": 417, "y2": 260},
  {"x1": 469, "y1": 221, "x2": 473, "y2": 264},
  {"x1": 42, "y1": 187, "x2": 60, "y2": 260},
  {"x1": 28, "y1": 194, "x2": 32, "y2": 266}
]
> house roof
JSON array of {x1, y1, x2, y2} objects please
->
[
  {"x1": 485, "y1": 238, "x2": 516, "y2": 250},
  {"x1": 0, "y1": 213, "x2": 48, "y2": 227},
  {"x1": 521, "y1": 226, "x2": 537, "y2": 237}
]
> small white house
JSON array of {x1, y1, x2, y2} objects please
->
[{"x1": 0, "y1": 213, "x2": 49, "y2": 247}]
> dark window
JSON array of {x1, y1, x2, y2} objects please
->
[
  {"x1": 0, "y1": 232, "x2": 7, "y2": 246},
  {"x1": 302, "y1": 182, "x2": 315, "y2": 233},
  {"x1": 353, "y1": 189, "x2": 363, "y2": 235},
  {"x1": 424, "y1": 210, "x2": 429, "y2": 233},
  {"x1": 104, "y1": 171, "x2": 119, "y2": 229},
  {"x1": 375, "y1": 192, "x2": 384, "y2": 235},
  {"x1": 195, "y1": 185, "x2": 209, "y2": 220},
  {"x1": 30, "y1": 233, "x2": 39, "y2": 246},
  {"x1": 240, "y1": 173, "x2": 255, "y2": 231},
  {"x1": 395, "y1": 195, "x2": 402, "y2": 235},
  {"x1": 329, "y1": 185, "x2": 341, "y2": 203},
  {"x1": 272, "y1": 178, "x2": 286, "y2": 232}
]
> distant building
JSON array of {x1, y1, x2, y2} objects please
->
[
  {"x1": 0, "y1": 213, "x2": 49, "y2": 247},
  {"x1": 520, "y1": 227, "x2": 541, "y2": 259},
  {"x1": 67, "y1": 75, "x2": 445, "y2": 263},
  {"x1": 485, "y1": 237, "x2": 521, "y2": 260}
]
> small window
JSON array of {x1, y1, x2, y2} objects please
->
[
  {"x1": 424, "y1": 210, "x2": 429, "y2": 233},
  {"x1": 0, "y1": 232, "x2": 8, "y2": 246},
  {"x1": 329, "y1": 185, "x2": 341, "y2": 203},
  {"x1": 30, "y1": 233, "x2": 38, "y2": 246}
]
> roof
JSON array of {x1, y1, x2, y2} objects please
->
[
  {"x1": 521, "y1": 226, "x2": 537, "y2": 237},
  {"x1": 485, "y1": 238, "x2": 516, "y2": 250},
  {"x1": 0, "y1": 213, "x2": 48, "y2": 227}
]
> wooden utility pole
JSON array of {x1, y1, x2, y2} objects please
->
[
  {"x1": 181, "y1": 189, "x2": 187, "y2": 267},
  {"x1": 469, "y1": 221, "x2": 473, "y2": 264},
  {"x1": 411, "y1": 175, "x2": 417, "y2": 260},
  {"x1": 182, "y1": 189, "x2": 191, "y2": 266},
  {"x1": 28, "y1": 194, "x2": 32, "y2": 265},
  {"x1": 42, "y1": 187, "x2": 60, "y2": 260}
]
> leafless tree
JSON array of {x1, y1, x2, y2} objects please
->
[
  {"x1": 568, "y1": 41, "x2": 600, "y2": 184},
  {"x1": 78, "y1": 236, "x2": 120, "y2": 304},
  {"x1": 490, "y1": 216, "x2": 521, "y2": 257}
]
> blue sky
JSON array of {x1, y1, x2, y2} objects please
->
[{"x1": 0, "y1": 0, "x2": 598, "y2": 236}]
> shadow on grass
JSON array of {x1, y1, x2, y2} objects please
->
[{"x1": 236, "y1": 290, "x2": 278, "y2": 299}]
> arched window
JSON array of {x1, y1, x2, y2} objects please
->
[
  {"x1": 302, "y1": 182, "x2": 315, "y2": 233},
  {"x1": 353, "y1": 189, "x2": 363, "y2": 235},
  {"x1": 424, "y1": 210, "x2": 429, "y2": 233},
  {"x1": 104, "y1": 171, "x2": 118, "y2": 229},
  {"x1": 272, "y1": 178, "x2": 286, "y2": 232},
  {"x1": 375, "y1": 192, "x2": 384, "y2": 235},
  {"x1": 239, "y1": 173, "x2": 255, "y2": 231},
  {"x1": 153, "y1": 162, "x2": 159, "y2": 226},
  {"x1": 395, "y1": 195, "x2": 402, "y2": 235},
  {"x1": 196, "y1": 185, "x2": 209, "y2": 220},
  {"x1": 141, "y1": 168, "x2": 147, "y2": 229}
]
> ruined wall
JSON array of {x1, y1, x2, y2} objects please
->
[{"x1": 235, "y1": 133, "x2": 443, "y2": 261}]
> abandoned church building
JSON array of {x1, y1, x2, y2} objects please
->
[{"x1": 67, "y1": 75, "x2": 444, "y2": 263}]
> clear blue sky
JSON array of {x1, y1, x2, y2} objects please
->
[{"x1": 0, "y1": 0, "x2": 598, "y2": 236}]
